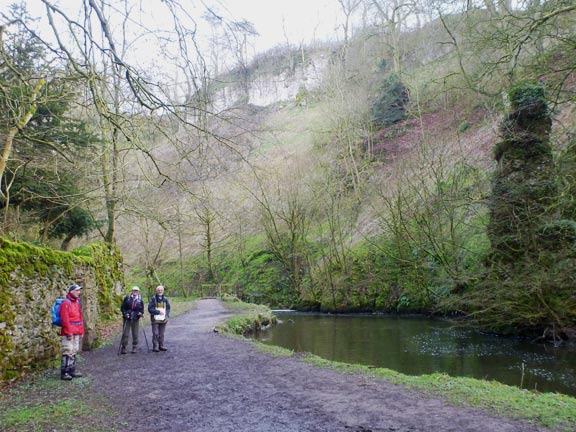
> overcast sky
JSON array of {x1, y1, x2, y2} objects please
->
[
  {"x1": 0, "y1": 0, "x2": 348, "y2": 83},
  {"x1": 0, "y1": 0, "x2": 344, "y2": 53},
  {"x1": 216, "y1": 0, "x2": 343, "y2": 52}
]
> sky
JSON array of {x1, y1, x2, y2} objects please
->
[
  {"x1": 0, "y1": 0, "x2": 345, "y2": 55},
  {"x1": 215, "y1": 0, "x2": 343, "y2": 52},
  {"x1": 0, "y1": 0, "x2": 348, "y2": 89}
]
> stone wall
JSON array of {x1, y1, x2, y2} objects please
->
[{"x1": 0, "y1": 239, "x2": 124, "y2": 380}]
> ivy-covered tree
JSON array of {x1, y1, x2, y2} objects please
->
[
  {"x1": 475, "y1": 82, "x2": 576, "y2": 341},
  {"x1": 488, "y1": 82, "x2": 554, "y2": 262}
]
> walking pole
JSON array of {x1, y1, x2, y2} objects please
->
[
  {"x1": 141, "y1": 318, "x2": 150, "y2": 353},
  {"x1": 117, "y1": 319, "x2": 128, "y2": 356}
]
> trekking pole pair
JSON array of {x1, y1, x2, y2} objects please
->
[{"x1": 117, "y1": 316, "x2": 150, "y2": 354}]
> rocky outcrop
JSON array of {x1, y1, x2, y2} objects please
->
[{"x1": 210, "y1": 51, "x2": 329, "y2": 111}]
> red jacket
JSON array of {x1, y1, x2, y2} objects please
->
[{"x1": 59, "y1": 293, "x2": 85, "y2": 336}]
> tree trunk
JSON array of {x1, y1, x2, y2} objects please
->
[{"x1": 0, "y1": 79, "x2": 45, "y2": 186}]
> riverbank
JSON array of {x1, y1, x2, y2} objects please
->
[{"x1": 1, "y1": 298, "x2": 575, "y2": 431}]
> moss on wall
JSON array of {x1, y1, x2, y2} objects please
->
[
  {"x1": 73, "y1": 242, "x2": 124, "y2": 320},
  {"x1": 0, "y1": 238, "x2": 124, "y2": 381}
]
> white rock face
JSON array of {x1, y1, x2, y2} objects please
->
[{"x1": 211, "y1": 53, "x2": 329, "y2": 111}]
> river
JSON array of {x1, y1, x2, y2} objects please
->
[{"x1": 250, "y1": 312, "x2": 576, "y2": 397}]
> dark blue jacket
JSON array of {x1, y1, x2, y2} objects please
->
[
  {"x1": 121, "y1": 294, "x2": 144, "y2": 320},
  {"x1": 148, "y1": 295, "x2": 170, "y2": 323}
]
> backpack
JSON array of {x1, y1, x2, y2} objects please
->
[{"x1": 51, "y1": 298, "x2": 69, "y2": 326}]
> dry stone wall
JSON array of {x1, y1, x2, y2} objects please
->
[{"x1": 0, "y1": 239, "x2": 124, "y2": 380}]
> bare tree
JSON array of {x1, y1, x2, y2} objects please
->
[
  {"x1": 364, "y1": 0, "x2": 417, "y2": 75},
  {"x1": 1, "y1": 0, "x2": 254, "y2": 246},
  {"x1": 425, "y1": 0, "x2": 576, "y2": 104},
  {"x1": 337, "y1": 0, "x2": 363, "y2": 46}
]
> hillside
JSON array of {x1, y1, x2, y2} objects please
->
[
  {"x1": 1, "y1": 1, "x2": 575, "y2": 340},
  {"x1": 116, "y1": 36, "x2": 500, "y2": 263},
  {"x1": 115, "y1": 4, "x2": 576, "y2": 339}
]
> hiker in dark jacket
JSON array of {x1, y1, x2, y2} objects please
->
[
  {"x1": 59, "y1": 284, "x2": 84, "y2": 380},
  {"x1": 148, "y1": 285, "x2": 171, "y2": 352},
  {"x1": 120, "y1": 286, "x2": 145, "y2": 354}
]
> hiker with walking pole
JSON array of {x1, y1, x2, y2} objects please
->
[{"x1": 119, "y1": 286, "x2": 145, "y2": 354}]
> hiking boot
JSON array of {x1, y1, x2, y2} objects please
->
[
  {"x1": 69, "y1": 363, "x2": 83, "y2": 378},
  {"x1": 61, "y1": 372, "x2": 73, "y2": 381},
  {"x1": 61, "y1": 355, "x2": 73, "y2": 380},
  {"x1": 131, "y1": 347, "x2": 137, "y2": 354},
  {"x1": 120, "y1": 346, "x2": 127, "y2": 354},
  {"x1": 69, "y1": 356, "x2": 83, "y2": 377},
  {"x1": 152, "y1": 345, "x2": 159, "y2": 352},
  {"x1": 159, "y1": 346, "x2": 168, "y2": 351}
]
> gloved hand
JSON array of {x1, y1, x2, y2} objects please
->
[
  {"x1": 154, "y1": 310, "x2": 160, "y2": 315},
  {"x1": 124, "y1": 313, "x2": 131, "y2": 319},
  {"x1": 137, "y1": 312, "x2": 143, "y2": 318}
]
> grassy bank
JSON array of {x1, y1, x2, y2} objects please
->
[
  {"x1": 215, "y1": 295, "x2": 277, "y2": 334},
  {"x1": 305, "y1": 356, "x2": 576, "y2": 431}
]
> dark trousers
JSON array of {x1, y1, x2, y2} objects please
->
[
  {"x1": 121, "y1": 319, "x2": 140, "y2": 348},
  {"x1": 151, "y1": 322, "x2": 167, "y2": 348}
]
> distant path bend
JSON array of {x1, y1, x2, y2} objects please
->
[{"x1": 85, "y1": 299, "x2": 554, "y2": 432}]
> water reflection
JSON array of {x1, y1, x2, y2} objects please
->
[{"x1": 250, "y1": 313, "x2": 576, "y2": 396}]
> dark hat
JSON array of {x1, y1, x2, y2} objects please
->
[{"x1": 68, "y1": 284, "x2": 82, "y2": 293}]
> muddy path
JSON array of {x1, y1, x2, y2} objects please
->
[{"x1": 84, "y1": 299, "x2": 554, "y2": 432}]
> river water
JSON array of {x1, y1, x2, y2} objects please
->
[{"x1": 250, "y1": 312, "x2": 576, "y2": 397}]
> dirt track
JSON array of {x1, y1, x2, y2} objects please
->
[{"x1": 84, "y1": 299, "x2": 554, "y2": 432}]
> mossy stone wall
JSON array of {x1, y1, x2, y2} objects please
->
[{"x1": 0, "y1": 239, "x2": 124, "y2": 380}]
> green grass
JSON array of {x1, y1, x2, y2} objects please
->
[
  {"x1": 169, "y1": 297, "x2": 199, "y2": 317},
  {"x1": 215, "y1": 295, "x2": 277, "y2": 335},
  {"x1": 219, "y1": 294, "x2": 270, "y2": 313},
  {"x1": 303, "y1": 355, "x2": 576, "y2": 431},
  {"x1": 253, "y1": 341, "x2": 294, "y2": 358},
  {"x1": 2, "y1": 399, "x2": 87, "y2": 428},
  {"x1": 0, "y1": 369, "x2": 124, "y2": 432}
]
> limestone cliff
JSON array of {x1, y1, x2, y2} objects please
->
[{"x1": 210, "y1": 48, "x2": 331, "y2": 111}]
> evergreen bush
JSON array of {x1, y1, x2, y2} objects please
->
[{"x1": 370, "y1": 73, "x2": 409, "y2": 129}]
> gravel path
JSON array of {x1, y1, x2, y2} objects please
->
[{"x1": 84, "y1": 299, "x2": 555, "y2": 432}]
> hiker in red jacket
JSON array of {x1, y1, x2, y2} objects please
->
[{"x1": 59, "y1": 284, "x2": 85, "y2": 380}]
